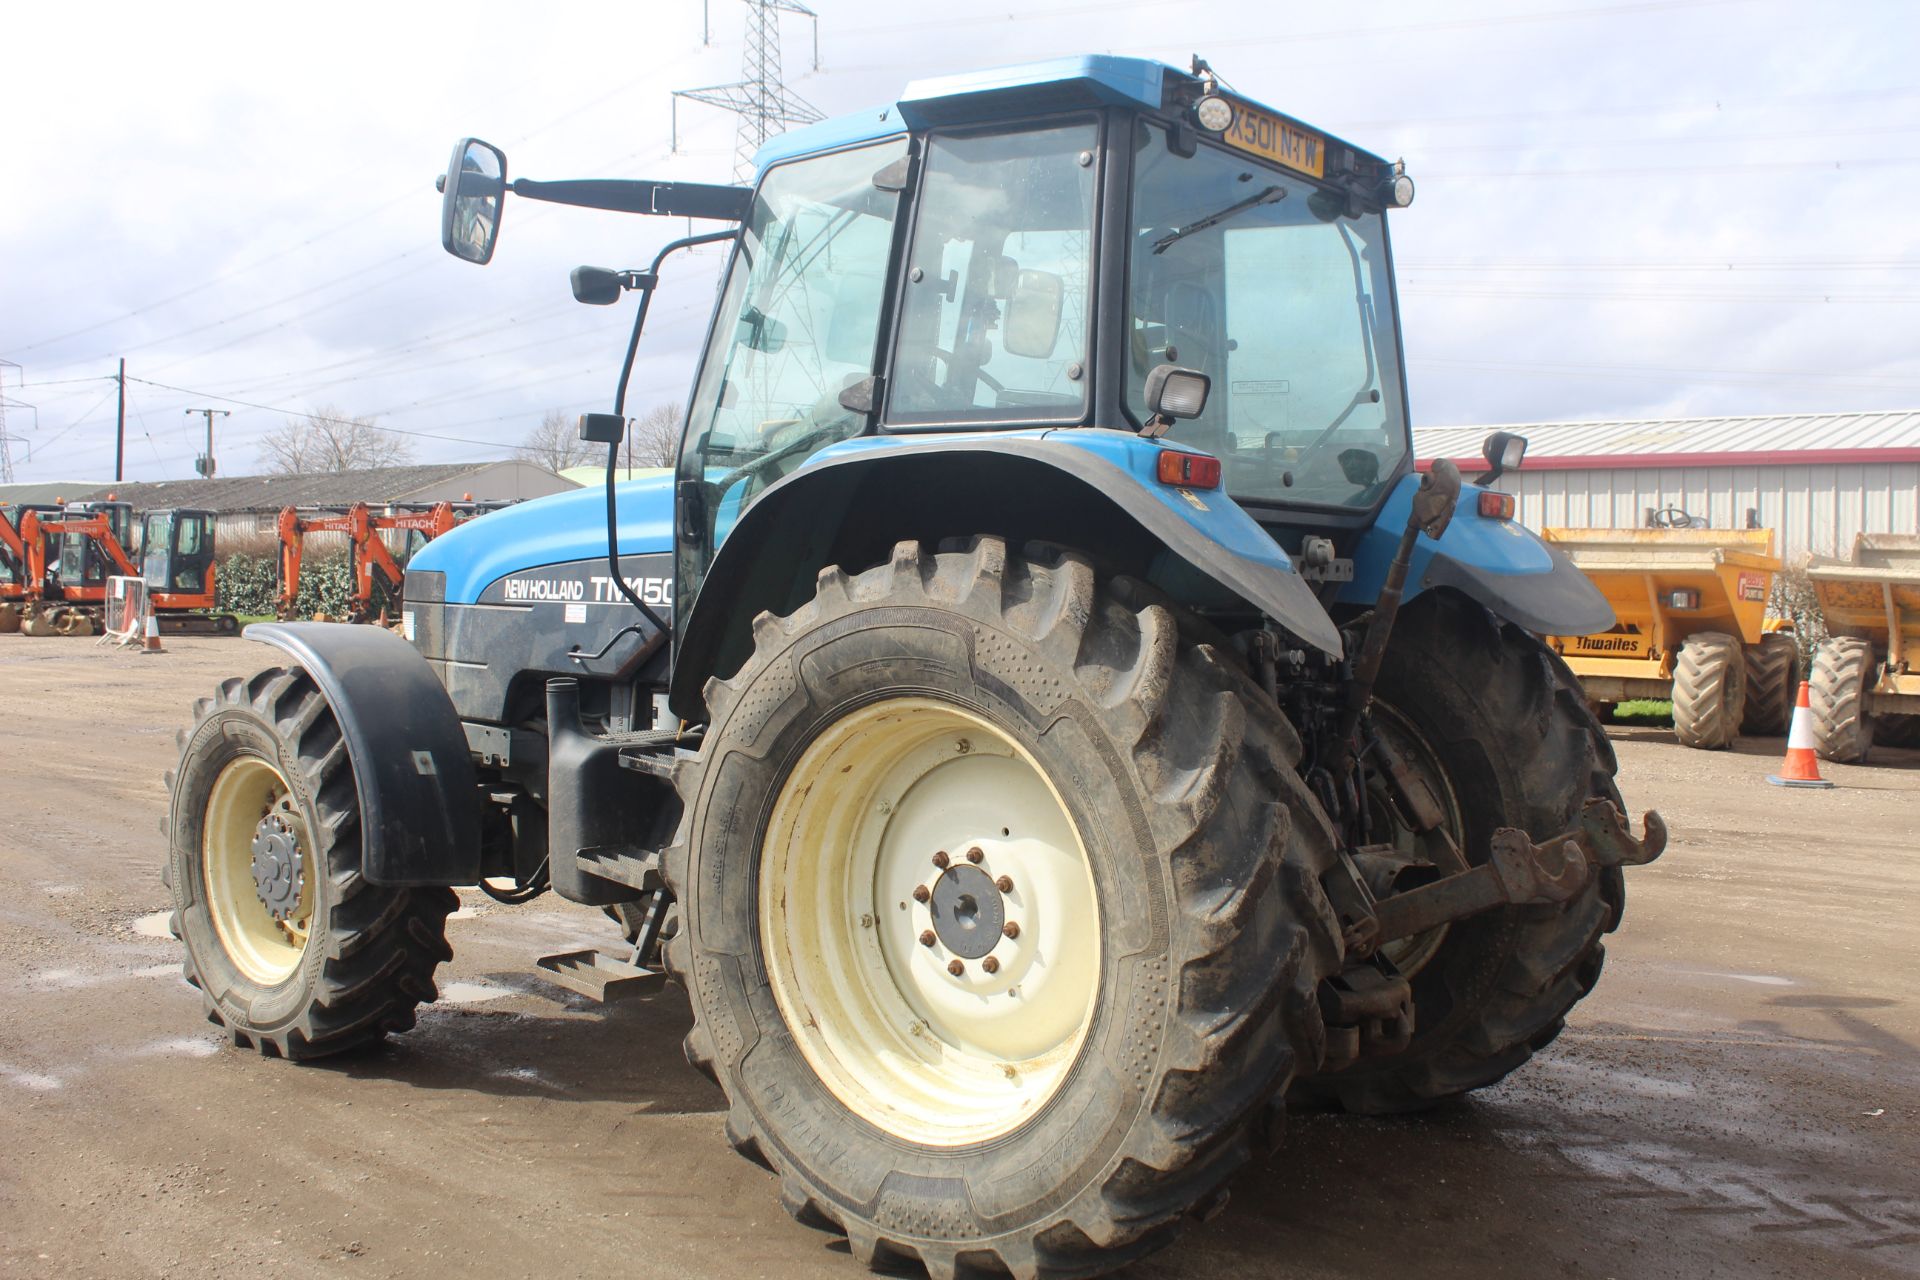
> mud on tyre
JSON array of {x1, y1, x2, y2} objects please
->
[
  {"x1": 662, "y1": 537, "x2": 1342, "y2": 1278},
  {"x1": 1295, "y1": 590, "x2": 1625, "y2": 1114},
  {"x1": 165, "y1": 666, "x2": 456, "y2": 1058}
]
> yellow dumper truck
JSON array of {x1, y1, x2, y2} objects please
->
[
  {"x1": 1805, "y1": 534, "x2": 1920, "y2": 760},
  {"x1": 1541, "y1": 527, "x2": 1794, "y2": 749}
]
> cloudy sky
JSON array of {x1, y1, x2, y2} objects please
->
[{"x1": 3, "y1": 0, "x2": 1916, "y2": 483}]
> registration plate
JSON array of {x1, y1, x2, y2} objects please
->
[{"x1": 1219, "y1": 99, "x2": 1326, "y2": 179}]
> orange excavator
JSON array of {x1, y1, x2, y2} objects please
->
[
  {"x1": 6, "y1": 503, "x2": 235, "y2": 636},
  {"x1": 276, "y1": 501, "x2": 461, "y2": 623}
]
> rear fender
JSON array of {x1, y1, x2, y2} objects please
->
[
  {"x1": 1337, "y1": 474, "x2": 1614, "y2": 636},
  {"x1": 669, "y1": 431, "x2": 1341, "y2": 720},
  {"x1": 244, "y1": 622, "x2": 481, "y2": 886}
]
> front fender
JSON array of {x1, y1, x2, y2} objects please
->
[
  {"x1": 244, "y1": 622, "x2": 481, "y2": 886},
  {"x1": 1338, "y1": 474, "x2": 1614, "y2": 636},
  {"x1": 669, "y1": 430, "x2": 1340, "y2": 720}
]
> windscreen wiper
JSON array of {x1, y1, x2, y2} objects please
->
[{"x1": 1152, "y1": 185, "x2": 1286, "y2": 254}]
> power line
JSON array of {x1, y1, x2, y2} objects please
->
[{"x1": 124, "y1": 377, "x2": 541, "y2": 450}]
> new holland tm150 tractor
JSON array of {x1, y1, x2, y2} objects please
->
[{"x1": 166, "y1": 55, "x2": 1666, "y2": 1279}]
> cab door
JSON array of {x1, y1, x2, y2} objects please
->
[{"x1": 154, "y1": 510, "x2": 215, "y2": 597}]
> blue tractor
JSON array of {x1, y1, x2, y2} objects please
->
[{"x1": 165, "y1": 56, "x2": 1665, "y2": 1278}]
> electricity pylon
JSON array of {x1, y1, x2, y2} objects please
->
[{"x1": 673, "y1": 0, "x2": 823, "y2": 183}]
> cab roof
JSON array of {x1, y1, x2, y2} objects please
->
[{"x1": 751, "y1": 55, "x2": 1387, "y2": 179}]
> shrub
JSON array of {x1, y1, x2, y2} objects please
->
[{"x1": 215, "y1": 550, "x2": 357, "y2": 618}]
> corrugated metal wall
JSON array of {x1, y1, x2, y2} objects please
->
[{"x1": 1504, "y1": 462, "x2": 1920, "y2": 559}]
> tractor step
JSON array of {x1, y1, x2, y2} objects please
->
[
  {"x1": 575, "y1": 847, "x2": 660, "y2": 891},
  {"x1": 535, "y1": 949, "x2": 665, "y2": 1003}
]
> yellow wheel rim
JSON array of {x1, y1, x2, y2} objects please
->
[
  {"x1": 759, "y1": 698, "x2": 1100, "y2": 1147},
  {"x1": 202, "y1": 756, "x2": 314, "y2": 986}
]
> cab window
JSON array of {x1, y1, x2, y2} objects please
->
[{"x1": 887, "y1": 121, "x2": 1098, "y2": 426}]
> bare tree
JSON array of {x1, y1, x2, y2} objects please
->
[
  {"x1": 260, "y1": 407, "x2": 414, "y2": 475},
  {"x1": 626, "y1": 403, "x2": 682, "y2": 469},
  {"x1": 515, "y1": 408, "x2": 600, "y2": 473}
]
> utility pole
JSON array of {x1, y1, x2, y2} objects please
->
[
  {"x1": 186, "y1": 407, "x2": 229, "y2": 478},
  {"x1": 115, "y1": 358, "x2": 126, "y2": 482}
]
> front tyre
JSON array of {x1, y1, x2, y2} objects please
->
[
  {"x1": 665, "y1": 538, "x2": 1340, "y2": 1278},
  {"x1": 1672, "y1": 630, "x2": 1746, "y2": 750},
  {"x1": 166, "y1": 667, "x2": 455, "y2": 1058}
]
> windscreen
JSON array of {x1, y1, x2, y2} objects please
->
[
  {"x1": 677, "y1": 136, "x2": 911, "y2": 589},
  {"x1": 1128, "y1": 121, "x2": 1408, "y2": 509}
]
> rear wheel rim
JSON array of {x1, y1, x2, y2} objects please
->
[
  {"x1": 202, "y1": 756, "x2": 314, "y2": 986},
  {"x1": 759, "y1": 697, "x2": 1100, "y2": 1147},
  {"x1": 1367, "y1": 703, "x2": 1467, "y2": 978}
]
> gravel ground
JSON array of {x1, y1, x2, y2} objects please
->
[{"x1": 1, "y1": 633, "x2": 1915, "y2": 1279}]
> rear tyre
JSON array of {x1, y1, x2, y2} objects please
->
[
  {"x1": 1295, "y1": 591, "x2": 1624, "y2": 1114},
  {"x1": 1672, "y1": 631, "x2": 1745, "y2": 750},
  {"x1": 1809, "y1": 637, "x2": 1875, "y2": 763},
  {"x1": 166, "y1": 666, "x2": 455, "y2": 1059},
  {"x1": 1740, "y1": 631, "x2": 1798, "y2": 737},
  {"x1": 664, "y1": 538, "x2": 1341, "y2": 1278}
]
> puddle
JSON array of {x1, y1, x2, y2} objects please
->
[
  {"x1": 1682, "y1": 969, "x2": 1795, "y2": 986},
  {"x1": 491, "y1": 1065, "x2": 562, "y2": 1089},
  {"x1": 439, "y1": 982, "x2": 513, "y2": 1006},
  {"x1": 1, "y1": 1065, "x2": 63, "y2": 1091},
  {"x1": 131, "y1": 911, "x2": 174, "y2": 939},
  {"x1": 134, "y1": 1037, "x2": 220, "y2": 1059}
]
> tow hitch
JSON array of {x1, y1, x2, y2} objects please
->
[{"x1": 1326, "y1": 798, "x2": 1668, "y2": 959}]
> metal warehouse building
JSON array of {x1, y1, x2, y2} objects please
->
[{"x1": 1415, "y1": 410, "x2": 1920, "y2": 560}]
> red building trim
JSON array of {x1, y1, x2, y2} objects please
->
[{"x1": 1417, "y1": 447, "x2": 1920, "y2": 474}]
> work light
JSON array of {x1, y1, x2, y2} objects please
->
[{"x1": 1194, "y1": 95, "x2": 1234, "y2": 132}]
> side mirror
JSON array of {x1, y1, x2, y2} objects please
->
[
  {"x1": 439, "y1": 138, "x2": 507, "y2": 265},
  {"x1": 578, "y1": 413, "x2": 625, "y2": 444},
  {"x1": 1002, "y1": 268, "x2": 1064, "y2": 359},
  {"x1": 571, "y1": 266, "x2": 625, "y2": 306},
  {"x1": 1480, "y1": 430, "x2": 1527, "y2": 484},
  {"x1": 736, "y1": 306, "x2": 786, "y2": 354}
]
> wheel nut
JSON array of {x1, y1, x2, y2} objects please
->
[
  {"x1": 995, "y1": 875, "x2": 1013, "y2": 893},
  {"x1": 981, "y1": 956, "x2": 1000, "y2": 974},
  {"x1": 1003, "y1": 921, "x2": 1020, "y2": 940},
  {"x1": 919, "y1": 930, "x2": 938, "y2": 948},
  {"x1": 947, "y1": 959, "x2": 965, "y2": 977},
  {"x1": 932, "y1": 850, "x2": 950, "y2": 869},
  {"x1": 966, "y1": 846, "x2": 984, "y2": 863},
  {"x1": 912, "y1": 884, "x2": 931, "y2": 903}
]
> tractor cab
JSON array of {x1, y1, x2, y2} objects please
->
[
  {"x1": 57, "y1": 500, "x2": 136, "y2": 591},
  {"x1": 4, "y1": 503, "x2": 64, "y2": 596},
  {"x1": 436, "y1": 57, "x2": 1417, "y2": 623},
  {"x1": 2, "y1": 502, "x2": 62, "y2": 598},
  {"x1": 141, "y1": 508, "x2": 218, "y2": 599}
]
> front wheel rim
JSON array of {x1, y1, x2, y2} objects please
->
[
  {"x1": 202, "y1": 756, "x2": 314, "y2": 986},
  {"x1": 759, "y1": 697, "x2": 1100, "y2": 1147}
]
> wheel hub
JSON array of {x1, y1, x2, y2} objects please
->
[
  {"x1": 250, "y1": 814, "x2": 305, "y2": 921},
  {"x1": 928, "y1": 861, "x2": 1005, "y2": 958}
]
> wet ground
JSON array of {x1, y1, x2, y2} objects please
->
[{"x1": 1, "y1": 633, "x2": 1915, "y2": 1279}]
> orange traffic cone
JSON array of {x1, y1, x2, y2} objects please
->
[
  {"x1": 1767, "y1": 680, "x2": 1832, "y2": 788},
  {"x1": 139, "y1": 614, "x2": 166, "y2": 655}
]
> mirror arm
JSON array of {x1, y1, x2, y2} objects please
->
[
  {"x1": 511, "y1": 177, "x2": 751, "y2": 222},
  {"x1": 601, "y1": 227, "x2": 740, "y2": 638}
]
